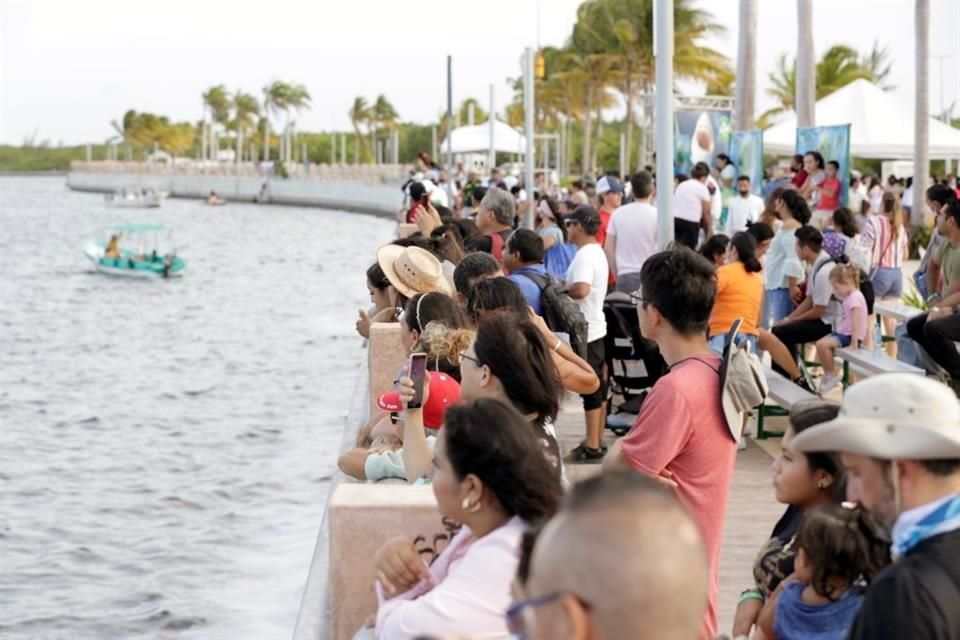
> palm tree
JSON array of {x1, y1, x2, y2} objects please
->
[
  {"x1": 283, "y1": 83, "x2": 311, "y2": 162},
  {"x1": 861, "y1": 41, "x2": 894, "y2": 90},
  {"x1": 232, "y1": 91, "x2": 260, "y2": 163},
  {"x1": 262, "y1": 80, "x2": 290, "y2": 161},
  {"x1": 371, "y1": 94, "x2": 398, "y2": 163},
  {"x1": 348, "y1": 97, "x2": 370, "y2": 164},
  {"x1": 915, "y1": 0, "x2": 929, "y2": 223},
  {"x1": 795, "y1": 0, "x2": 816, "y2": 127},
  {"x1": 202, "y1": 85, "x2": 231, "y2": 160},
  {"x1": 735, "y1": 0, "x2": 758, "y2": 130}
]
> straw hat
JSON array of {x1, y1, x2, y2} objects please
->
[
  {"x1": 790, "y1": 374, "x2": 960, "y2": 460},
  {"x1": 377, "y1": 245, "x2": 453, "y2": 298}
]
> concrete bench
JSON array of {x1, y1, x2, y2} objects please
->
[
  {"x1": 328, "y1": 484, "x2": 450, "y2": 640},
  {"x1": 839, "y1": 347, "x2": 925, "y2": 383},
  {"x1": 756, "y1": 366, "x2": 817, "y2": 439},
  {"x1": 874, "y1": 300, "x2": 923, "y2": 323}
]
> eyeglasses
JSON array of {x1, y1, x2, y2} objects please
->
[
  {"x1": 628, "y1": 291, "x2": 653, "y2": 310},
  {"x1": 564, "y1": 220, "x2": 578, "y2": 228},
  {"x1": 459, "y1": 351, "x2": 482, "y2": 366},
  {"x1": 505, "y1": 591, "x2": 591, "y2": 638}
]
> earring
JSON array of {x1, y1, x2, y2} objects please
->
[{"x1": 461, "y1": 497, "x2": 471, "y2": 511}]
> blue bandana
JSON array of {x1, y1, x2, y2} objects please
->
[{"x1": 891, "y1": 493, "x2": 960, "y2": 559}]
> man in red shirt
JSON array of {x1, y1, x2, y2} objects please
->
[
  {"x1": 594, "y1": 175, "x2": 623, "y2": 247},
  {"x1": 604, "y1": 248, "x2": 737, "y2": 640}
]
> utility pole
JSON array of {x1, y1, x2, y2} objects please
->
[
  {"x1": 654, "y1": 0, "x2": 675, "y2": 249},
  {"x1": 524, "y1": 47, "x2": 536, "y2": 229}
]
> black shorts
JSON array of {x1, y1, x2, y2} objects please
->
[{"x1": 580, "y1": 338, "x2": 607, "y2": 411}]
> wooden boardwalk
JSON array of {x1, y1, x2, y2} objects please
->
[{"x1": 554, "y1": 394, "x2": 788, "y2": 635}]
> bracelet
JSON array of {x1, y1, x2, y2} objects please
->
[
  {"x1": 553, "y1": 338, "x2": 562, "y2": 352},
  {"x1": 738, "y1": 589, "x2": 763, "y2": 604}
]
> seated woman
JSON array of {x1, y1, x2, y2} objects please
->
[
  {"x1": 731, "y1": 400, "x2": 846, "y2": 640},
  {"x1": 467, "y1": 277, "x2": 600, "y2": 395},
  {"x1": 363, "y1": 398, "x2": 562, "y2": 640},
  {"x1": 105, "y1": 233, "x2": 122, "y2": 258},
  {"x1": 708, "y1": 232, "x2": 764, "y2": 355},
  {"x1": 399, "y1": 311, "x2": 567, "y2": 484},
  {"x1": 699, "y1": 234, "x2": 730, "y2": 265}
]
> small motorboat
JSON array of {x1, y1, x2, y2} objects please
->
[
  {"x1": 104, "y1": 188, "x2": 163, "y2": 208},
  {"x1": 84, "y1": 223, "x2": 186, "y2": 279}
]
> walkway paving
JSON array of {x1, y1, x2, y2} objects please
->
[{"x1": 554, "y1": 394, "x2": 788, "y2": 635}]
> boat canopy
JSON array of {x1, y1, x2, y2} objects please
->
[{"x1": 103, "y1": 223, "x2": 171, "y2": 234}]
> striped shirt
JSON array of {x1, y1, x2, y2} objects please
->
[{"x1": 863, "y1": 214, "x2": 909, "y2": 269}]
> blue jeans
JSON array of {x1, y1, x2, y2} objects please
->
[
  {"x1": 765, "y1": 288, "x2": 794, "y2": 326},
  {"x1": 708, "y1": 333, "x2": 759, "y2": 356},
  {"x1": 828, "y1": 332, "x2": 852, "y2": 348}
]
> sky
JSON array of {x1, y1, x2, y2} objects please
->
[{"x1": 1, "y1": 0, "x2": 958, "y2": 146}]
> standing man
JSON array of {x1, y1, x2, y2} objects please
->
[
  {"x1": 725, "y1": 175, "x2": 765, "y2": 237},
  {"x1": 504, "y1": 229, "x2": 548, "y2": 315},
  {"x1": 673, "y1": 162, "x2": 713, "y2": 249},
  {"x1": 466, "y1": 188, "x2": 515, "y2": 263},
  {"x1": 908, "y1": 198, "x2": 960, "y2": 395},
  {"x1": 770, "y1": 226, "x2": 841, "y2": 377},
  {"x1": 595, "y1": 175, "x2": 624, "y2": 248},
  {"x1": 791, "y1": 374, "x2": 960, "y2": 640},
  {"x1": 603, "y1": 248, "x2": 736, "y2": 639},
  {"x1": 605, "y1": 170, "x2": 658, "y2": 294},
  {"x1": 564, "y1": 206, "x2": 609, "y2": 462}
]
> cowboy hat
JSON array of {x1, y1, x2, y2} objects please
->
[
  {"x1": 790, "y1": 374, "x2": 960, "y2": 460},
  {"x1": 377, "y1": 245, "x2": 453, "y2": 299}
]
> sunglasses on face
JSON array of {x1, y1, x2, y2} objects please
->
[{"x1": 564, "y1": 220, "x2": 578, "y2": 228}]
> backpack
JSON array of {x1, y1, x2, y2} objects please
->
[
  {"x1": 719, "y1": 319, "x2": 769, "y2": 443},
  {"x1": 845, "y1": 234, "x2": 873, "y2": 273},
  {"x1": 813, "y1": 255, "x2": 875, "y2": 314},
  {"x1": 522, "y1": 272, "x2": 590, "y2": 358},
  {"x1": 486, "y1": 232, "x2": 506, "y2": 263}
]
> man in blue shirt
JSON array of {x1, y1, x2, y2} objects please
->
[{"x1": 504, "y1": 229, "x2": 547, "y2": 315}]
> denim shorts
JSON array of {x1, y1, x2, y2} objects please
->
[
  {"x1": 708, "y1": 333, "x2": 759, "y2": 356},
  {"x1": 829, "y1": 332, "x2": 852, "y2": 348},
  {"x1": 765, "y1": 288, "x2": 794, "y2": 326},
  {"x1": 871, "y1": 267, "x2": 903, "y2": 298}
]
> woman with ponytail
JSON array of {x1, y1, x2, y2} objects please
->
[
  {"x1": 861, "y1": 191, "x2": 909, "y2": 348},
  {"x1": 708, "y1": 231, "x2": 765, "y2": 354}
]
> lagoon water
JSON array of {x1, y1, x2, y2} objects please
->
[{"x1": 0, "y1": 177, "x2": 394, "y2": 639}]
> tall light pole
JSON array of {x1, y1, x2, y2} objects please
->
[
  {"x1": 524, "y1": 47, "x2": 536, "y2": 230},
  {"x1": 654, "y1": 0, "x2": 674, "y2": 250},
  {"x1": 446, "y1": 55, "x2": 453, "y2": 170},
  {"x1": 915, "y1": 0, "x2": 930, "y2": 224}
]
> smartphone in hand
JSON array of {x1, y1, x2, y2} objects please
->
[{"x1": 407, "y1": 353, "x2": 427, "y2": 409}]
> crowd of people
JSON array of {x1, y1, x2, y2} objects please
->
[{"x1": 341, "y1": 157, "x2": 960, "y2": 640}]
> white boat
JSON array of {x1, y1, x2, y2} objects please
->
[
  {"x1": 104, "y1": 189, "x2": 163, "y2": 208},
  {"x1": 84, "y1": 224, "x2": 186, "y2": 279}
]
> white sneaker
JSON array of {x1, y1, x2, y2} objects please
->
[{"x1": 820, "y1": 373, "x2": 840, "y2": 394}]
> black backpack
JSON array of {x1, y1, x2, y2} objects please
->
[
  {"x1": 522, "y1": 272, "x2": 590, "y2": 358},
  {"x1": 813, "y1": 255, "x2": 875, "y2": 314}
]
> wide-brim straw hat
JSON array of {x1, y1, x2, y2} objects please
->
[
  {"x1": 377, "y1": 244, "x2": 453, "y2": 299},
  {"x1": 790, "y1": 374, "x2": 960, "y2": 460}
]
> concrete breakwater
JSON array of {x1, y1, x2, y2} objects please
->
[{"x1": 67, "y1": 163, "x2": 409, "y2": 217}]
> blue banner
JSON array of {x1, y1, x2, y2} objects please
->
[
  {"x1": 728, "y1": 130, "x2": 764, "y2": 196},
  {"x1": 796, "y1": 124, "x2": 852, "y2": 206},
  {"x1": 673, "y1": 110, "x2": 732, "y2": 176}
]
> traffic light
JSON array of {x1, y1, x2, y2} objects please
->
[{"x1": 535, "y1": 51, "x2": 545, "y2": 79}]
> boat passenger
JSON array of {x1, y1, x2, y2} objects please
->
[
  {"x1": 105, "y1": 234, "x2": 122, "y2": 258},
  {"x1": 361, "y1": 398, "x2": 561, "y2": 640}
]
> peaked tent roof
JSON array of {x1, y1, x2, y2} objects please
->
[
  {"x1": 764, "y1": 79, "x2": 960, "y2": 160},
  {"x1": 441, "y1": 120, "x2": 527, "y2": 155}
]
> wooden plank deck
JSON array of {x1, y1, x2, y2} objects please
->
[{"x1": 554, "y1": 393, "x2": 788, "y2": 635}]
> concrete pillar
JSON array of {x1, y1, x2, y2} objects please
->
[
  {"x1": 368, "y1": 323, "x2": 407, "y2": 416},
  {"x1": 328, "y1": 484, "x2": 446, "y2": 640}
]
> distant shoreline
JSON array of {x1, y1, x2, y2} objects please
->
[{"x1": 0, "y1": 170, "x2": 68, "y2": 177}]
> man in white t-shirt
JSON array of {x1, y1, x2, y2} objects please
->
[
  {"x1": 605, "y1": 170, "x2": 657, "y2": 294},
  {"x1": 564, "y1": 205, "x2": 609, "y2": 462},
  {"x1": 725, "y1": 175, "x2": 765, "y2": 237},
  {"x1": 673, "y1": 162, "x2": 712, "y2": 249}
]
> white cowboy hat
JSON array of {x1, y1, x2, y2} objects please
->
[
  {"x1": 377, "y1": 245, "x2": 453, "y2": 299},
  {"x1": 790, "y1": 374, "x2": 960, "y2": 460}
]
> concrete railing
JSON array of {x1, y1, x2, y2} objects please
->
[{"x1": 70, "y1": 160, "x2": 410, "y2": 184}]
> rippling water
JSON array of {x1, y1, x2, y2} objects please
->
[{"x1": 0, "y1": 176, "x2": 394, "y2": 639}]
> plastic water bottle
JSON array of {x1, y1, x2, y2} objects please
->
[{"x1": 873, "y1": 325, "x2": 883, "y2": 355}]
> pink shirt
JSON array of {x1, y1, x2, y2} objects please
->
[
  {"x1": 837, "y1": 289, "x2": 868, "y2": 340},
  {"x1": 375, "y1": 517, "x2": 523, "y2": 639},
  {"x1": 620, "y1": 354, "x2": 737, "y2": 640}
]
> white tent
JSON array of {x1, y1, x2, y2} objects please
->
[
  {"x1": 441, "y1": 120, "x2": 526, "y2": 155},
  {"x1": 764, "y1": 79, "x2": 960, "y2": 159}
]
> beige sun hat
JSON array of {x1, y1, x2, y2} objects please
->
[
  {"x1": 377, "y1": 245, "x2": 453, "y2": 298},
  {"x1": 790, "y1": 374, "x2": 960, "y2": 460}
]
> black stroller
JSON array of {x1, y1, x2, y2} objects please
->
[{"x1": 603, "y1": 292, "x2": 668, "y2": 435}]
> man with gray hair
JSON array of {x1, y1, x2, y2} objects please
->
[
  {"x1": 467, "y1": 187, "x2": 515, "y2": 263},
  {"x1": 511, "y1": 471, "x2": 709, "y2": 640}
]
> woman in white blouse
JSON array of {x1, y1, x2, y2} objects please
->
[{"x1": 362, "y1": 398, "x2": 562, "y2": 640}]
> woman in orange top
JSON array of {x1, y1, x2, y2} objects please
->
[{"x1": 708, "y1": 231, "x2": 764, "y2": 354}]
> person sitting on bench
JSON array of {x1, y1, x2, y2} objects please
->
[
  {"x1": 907, "y1": 198, "x2": 960, "y2": 396},
  {"x1": 771, "y1": 226, "x2": 841, "y2": 382}
]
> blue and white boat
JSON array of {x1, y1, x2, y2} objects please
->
[{"x1": 84, "y1": 224, "x2": 186, "y2": 279}]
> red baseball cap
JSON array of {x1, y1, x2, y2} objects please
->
[{"x1": 376, "y1": 371, "x2": 461, "y2": 428}]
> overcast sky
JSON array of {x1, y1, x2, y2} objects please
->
[{"x1": 1, "y1": 0, "x2": 958, "y2": 146}]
